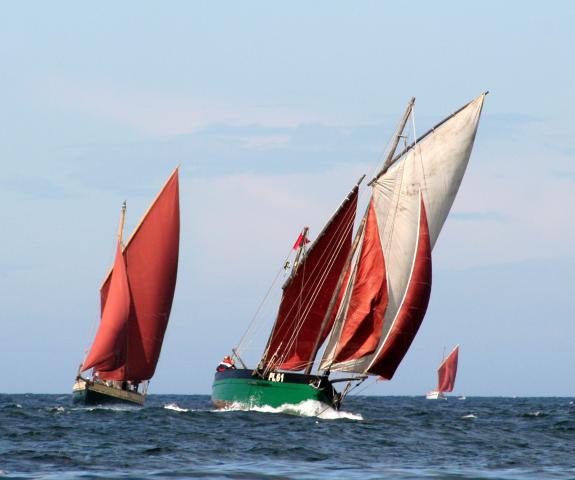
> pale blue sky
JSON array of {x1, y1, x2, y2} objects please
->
[{"x1": 0, "y1": 2, "x2": 573, "y2": 396}]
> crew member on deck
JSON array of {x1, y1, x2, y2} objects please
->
[{"x1": 217, "y1": 355, "x2": 236, "y2": 372}]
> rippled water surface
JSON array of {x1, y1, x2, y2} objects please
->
[{"x1": 1, "y1": 394, "x2": 574, "y2": 479}]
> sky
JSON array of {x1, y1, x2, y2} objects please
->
[{"x1": 0, "y1": 2, "x2": 574, "y2": 396}]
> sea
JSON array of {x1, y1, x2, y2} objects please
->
[{"x1": 0, "y1": 394, "x2": 574, "y2": 479}]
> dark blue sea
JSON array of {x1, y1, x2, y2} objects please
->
[{"x1": 1, "y1": 394, "x2": 574, "y2": 479}]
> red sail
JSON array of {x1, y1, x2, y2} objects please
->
[
  {"x1": 263, "y1": 187, "x2": 358, "y2": 371},
  {"x1": 97, "y1": 170, "x2": 180, "y2": 381},
  {"x1": 333, "y1": 200, "x2": 388, "y2": 363},
  {"x1": 437, "y1": 345, "x2": 459, "y2": 392},
  {"x1": 367, "y1": 195, "x2": 431, "y2": 379},
  {"x1": 83, "y1": 242, "x2": 131, "y2": 373}
]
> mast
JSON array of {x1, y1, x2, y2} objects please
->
[
  {"x1": 292, "y1": 227, "x2": 309, "y2": 272},
  {"x1": 437, "y1": 346, "x2": 446, "y2": 391},
  {"x1": 118, "y1": 201, "x2": 126, "y2": 245},
  {"x1": 369, "y1": 97, "x2": 415, "y2": 184}
]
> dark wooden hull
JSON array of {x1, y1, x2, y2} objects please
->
[{"x1": 72, "y1": 380, "x2": 145, "y2": 406}]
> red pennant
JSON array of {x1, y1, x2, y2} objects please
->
[{"x1": 293, "y1": 231, "x2": 310, "y2": 250}]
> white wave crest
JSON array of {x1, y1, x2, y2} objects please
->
[
  {"x1": 75, "y1": 405, "x2": 138, "y2": 412},
  {"x1": 461, "y1": 413, "x2": 477, "y2": 419},
  {"x1": 218, "y1": 399, "x2": 362, "y2": 421},
  {"x1": 163, "y1": 403, "x2": 188, "y2": 412}
]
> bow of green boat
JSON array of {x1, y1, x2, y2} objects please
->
[{"x1": 211, "y1": 369, "x2": 340, "y2": 410}]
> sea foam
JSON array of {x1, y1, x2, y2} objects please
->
[
  {"x1": 163, "y1": 403, "x2": 189, "y2": 412},
  {"x1": 218, "y1": 399, "x2": 363, "y2": 421}
]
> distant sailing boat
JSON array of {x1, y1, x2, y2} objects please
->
[
  {"x1": 427, "y1": 345, "x2": 459, "y2": 400},
  {"x1": 73, "y1": 169, "x2": 180, "y2": 406},
  {"x1": 211, "y1": 93, "x2": 486, "y2": 410}
]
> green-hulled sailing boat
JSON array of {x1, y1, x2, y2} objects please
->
[
  {"x1": 73, "y1": 169, "x2": 180, "y2": 406},
  {"x1": 212, "y1": 93, "x2": 486, "y2": 410}
]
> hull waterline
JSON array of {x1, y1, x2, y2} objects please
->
[
  {"x1": 73, "y1": 379, "x2": 145, "y2": 406},
  {"x1": 426, "y1": 390, "x2": 447, "y2": 400},
  {"x1": 211, "y1": 369, "x2": 340, "y2": 410}
]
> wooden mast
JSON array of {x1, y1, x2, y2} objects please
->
[
  {"x1": 118, "y1": 201, "x2": 126, "y2": 245},
  {"x1": 292, "y1": 227, "x2": 309, "y2": 272},
  {"x1": 369, "y1": 97, "x2": 415, "y2": 184}
]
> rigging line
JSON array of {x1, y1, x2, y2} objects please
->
[
  {"x1": 347, "y1": 376, "x2": 377, "y2": 397},
  {"x1": 313, "y1": 377, "x2": 368, "y2": 419},
  {"x1": 269, "y1": 214, "x2": 356, "y2": 369},
  {"x1": 235, "y1": 244, "x2": 296, "y2": 356},
  {"x1": 260, "y1": 189, "x2": 359, "y2": 366},
  {"x1": 318, "y1": 204, "x2": 371, "y2": 371},
  {"x1": 411, "y1": 104, "x2": 429, "y2": 203},
  {"x1": 362, "y1": 195, "x2": 425, "y2": 376},
  {"x1": 327, "y1": 160, "x2": 409, "y2": 373},
  {"x1": 336, "y1": 114, "x2": 425, "y2": 375},
  {"x1": 269, "y1": 203, "x2": 359, "y2": 366},
  {"x1": 295, "y1": 238, "x2": 307, "y2": 352},
  {"x1": 263, "y1": 202, "x2": 357, "y2": 364},
  {"x1": 270, "y1": 221, "x2": 356, "y2": 370},
  {"x1": 280, "y1": 180, "x2": 378, "y2": 372},
  {"x1": 320, "y1": 223, "x2": 366, "y2": 370},
  {"x1": 325, "y1": 169, "x2": 408, "y2": 372}
]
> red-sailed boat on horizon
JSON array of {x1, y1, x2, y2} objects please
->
[
  {"x1": 73, "y1": 169, "x2": 180, "y2": 406},
  {"x1": 427, "y1": 345, "x2": 460, "y2": 400}
]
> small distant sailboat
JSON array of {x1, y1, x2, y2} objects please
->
[
  {"x1": 73, "y1": 169, "x2": 180, "y2": 406},
  {"x1": 426, "y1": 345, "x2": 459, "y2": 400},
  {"x1": 212, "y1": 93, "x2": 486, "y2": 410}
]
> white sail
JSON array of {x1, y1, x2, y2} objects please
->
[{"x1": 321, "y1": 93, "x2": 486, "y2": 375}]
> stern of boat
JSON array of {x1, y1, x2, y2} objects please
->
[{"x1": 426, "y1": 391, "x2": 447, "y2": 400}]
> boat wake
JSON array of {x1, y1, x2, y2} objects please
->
[
  {"x1": 48, "y1": 406, "x2": 66, "y2": 413},
  {"x1": 163, "y1": 403, "x2": 189, "y2": 412},
  {"x1": 218, "y1": 399, "x2": 363, "y2": 421}
]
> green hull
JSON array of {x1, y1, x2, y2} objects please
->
[{"x1": 211, "y1": 369, "x2": 339, "y2": 409}]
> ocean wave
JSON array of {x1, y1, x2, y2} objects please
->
[
  {"x1": 523, "y1": 411, "x2": 546, "y2": 418},
  {"x1": 163, "y1": 403, "x2": 189, "y2": 412},
  {"x1": 72, "y1": 405, "x2": 139, "y2": 412},
  {"x1": 218, "y1": 399, "x2": 363, "y2": 421},
  {"x1": 461, "y1": 413, "x2": 477, "y2": 419}
]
